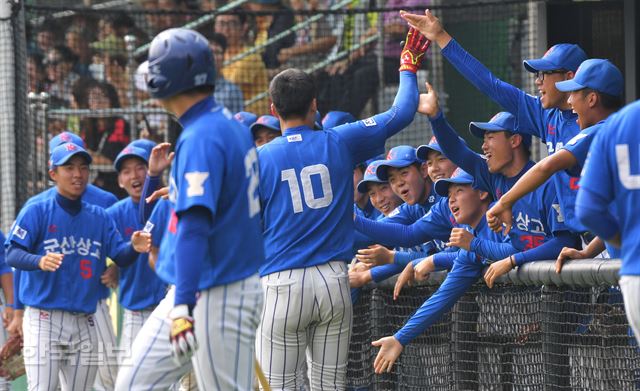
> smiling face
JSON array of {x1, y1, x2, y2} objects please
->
[
  {"x1": 536, "y1": 71, "x2": 572, "y2": 109},
  {"x1": 567, "y1": 89, "x2": 596, "y2": 130},
  {"x1": 426, "y1": 150, "x2": 458, "y2": 182},
  {"x1": 367, "y1": 182, "x2": 403, "y2": 216},
  {"x1": 481, "y1": 131, "x2": 514, "y2": 174},
  {"x1": 447, "y1": 184, "x2": 487, "y2": 226},
  {"x1": 50, "y1": 155, "x2": 90, "y2": 200},
  {"x1": 118, "y1": 157, "x2": 147, "y2": 202},
  {"x1": 387, "y1": 164, "x2": 428, "y2": 205}
]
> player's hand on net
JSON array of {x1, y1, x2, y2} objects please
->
[
  {"x1": 486, "y1": 200, "x2": 513, "y2": 235},
  {"x1": 356, "y1": 245, "x2": 394, "y2": 266},
  {"x1": 484, "y1": 257, "x2": 514, "y2": 289},
  {"x1": 7, "y1": 310, "x2": 23, "y2": 338},
  {"x1": 148, "y1": 143, "x2": 174, "y2": 176},
  {"x1": 446, "y1": 228, "x2": 474, "y2": 251},
  {"x1": 393, "y1": 262, "x2": 415, "y2": 300},
  {"x1": 400, "y1": 9, "x2": 450, "y2": 47},
  {"x1": 146, "y1": 186, "x2": 169, "y2": 203},
  {"x1": 39, "y1": 253, "x2": 63, "y2": 272},
  {"x1": 414, "y1": 256, "x2": 435, "y2": 282},
  {"x1": 131, "y1": 231, "x2": 152, "y2": 253},
  {"x1": 372, "y1": 336, "x2": 404, "y2": 374},
  {"x1": 100, "y1": 264, "x2": 119, "y2": 289},
  {"x1": 398, "y1": 27, "x2": 431, "y2": 73},
  {"x1": 417, "y1": 81, "x2": 440, "y2": 118},
  {"x1": 169, "y1": 304, "x2": 198, "y2": 365}
]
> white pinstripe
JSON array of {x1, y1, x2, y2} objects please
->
[
  {"x1": 117, "y1": 308, "x2": 154, "y2": 365},
  {"x1": 92, "y1": 299, "x2": 117, "y2": 391},
  {"x1": 256, "y1": 261, "x2": 353, "y2": 390}
]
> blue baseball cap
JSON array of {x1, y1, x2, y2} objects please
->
[
  {"x1": 469, "y1": 112, "x2": 532, "y2": 147},
  {"x1": 356, "y1": 160, "x2": 387, "y2": 194},
  {"x1": 49, "y1": 142, "x2": 92, "y2": 169},
  {"x1": 250, "y1": 115, "x2": 281, "y2": 135},
  {"x1": 49, "y1": 131, "x2": 84, "y2": 153},
  {"x1": 523, "y1": 43, "x2": 587, "y2": 73},
  {"x1": 114, "y1": 145, "x2": 150, "y2": 172},
  {"x1": 322, "y1": 111, "x2": 356, "y2": 129},
  {"x1": 376, "y1": 145, "x2": 420, "y2": 181},
  {"x1": 129, "y1": 139, "x2": 157, "y2": 154},
  {"x1": 555, "y1": 59, "x2": 624, "y2": 97},
  {"x1": 357, "y1": 153, "x2": 385, "y2": 169},
  {"x1": 416, "y1": 136, "x2": 444, "y2": 160},
  {"x1": 234, "y1": 111, "x2": 258, "y2": 128},
  {"x1": 314, "y1": 111, "x2": 323, "y2": 130},
  {"x1": 434, "y1": 168, "x2": 475, "y2": 197}
]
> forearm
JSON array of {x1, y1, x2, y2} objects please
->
[
  {"x1": 0, "y1": 273, "x2": 13, "y2": 307},
  {"x1": 112, "y1": 243, "x2": 138, "y2": 267},
  {"x1": 470, "y1": 238, "x2": 519, "y2": 261},
  {"x1": 513, "y1": 232, "x2": 578, "y2": 265},
  {"x1": 432, "y1": 251, "x2": 457, "y2": 271},
  {"x1": 394, "y1": 248, "x2": 431, "y2": 268},
  {"x1": 429, "y1": 111, "x2": 484, "y2": 173},
  {"x1": 354, "y1": 215, "x2": 430, "y2": 248},
  {"x1": 12, "y1": 271, "x2": 23, "y2": 310},
  {"x1": 382, "y1": 71, "x2": 419, "y2": 139},
  {"x1": 139, "y1": 174, "x2": 161, "y2": 223},
  {"x1": 370, "y1": 263, "x2": 404, "y2": 283},
  {"x1": 6, "y1": 245, "x2": 41, "y2": 271}
]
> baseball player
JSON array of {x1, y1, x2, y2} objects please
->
[
  {"x1": 576, "y1": 100, "x2": 640, "y2": 344},
  {"x1": 4, "y1": 142, "x2": 149, "y2": 391},
  {"x1": 250, "y1": 115, "x2": 281, "y2": 147},
  {"x1": 256, "y1": 27, "x2": 429, "y2": 389},
  {"x1": 145, "y1": 28, "x2": 265, "y2": 391},
  {"x1": 485, "y1": 59, "x2": 624, "y2": 264},
  {"x1": 234, "y1": 111, "x2": 258, "y2": 128},
  {"x1": 372, "y1": 169, "x2": 516, "y2": 373},
  {"x1": 0, "y1": 230, "x2": 13, "y2": 391},
  {"x1": 401, "y1": 10, "x2": 589, "y2": 234},
  {"x1": 13, "y1": 131, "x2": 120, "y2": 391},
  {"x1": 106, "y1": 144, "x2": 168, "y2": 363}
]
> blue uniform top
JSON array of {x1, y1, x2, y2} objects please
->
[
  {"x1": 169, "y1": 96, "x2": 264, "y2": 289},
  {"x1": 144, "y1": 198, "x2": 176, "y2": 285},
  {"x1": 441, "y1": 39, "x2": 584, "y2": 232},
  {"x1": 107, "y1": 198, "x2": 167, "y2": 310},
  {"x1": 0, "y1": 231, "x2": 10, "y2": 275},
  {"x1": 258, "y1": 71, "x2": 419, "y2": 276},
  {"x1": 25, "y1": 184, "x2": 117, "y2": 209},
  {"x1": 353, "y1": 201, "x2": 381, "y2": 221},
  {"x1": 6, "y1": 197, "x2": 129, "y2": 313},
  {"x1": 578, "y1": 101, "x2": 640, "y2": 274}
]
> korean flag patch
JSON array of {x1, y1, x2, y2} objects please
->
[
  {"x1": 362, "y1": 117, "x2": 377, "y2": 127},
  {"x1": 13, "y1": 225, "x2": 27, "y2": 240}
]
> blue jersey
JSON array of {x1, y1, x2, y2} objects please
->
[
  {"x1": 561, "y1": 120, "x2": 606, "y2": 177},
  {"x1": 169, "y1": 97, "x2": 264, "y2": 288},
  {"x1": 25, "y1": 184, "x2": 117, "y2": 209},
  {"x1": 0, "y1": 231, "x2": 10, "y2": 275},
  {"x1": 107, "y1": 198, "x2": 167, "y2": 310},
  {"x1": 579, "y1": 101, "x2": 640, "y2": 274},
  {"x1": 353, "y1": 201, "x2": 381, "y2": 221},
  {"x1": 258, "y1": 71, "x2": 418, "y2": 276},
  {"x1": 6, "y1": 198, "x2": 127, "y2": 313},
  {"x1": 385, "y1": 191, "x2": 446, "y2": 252},
  {"x1": 441, "y1": 39, "x2": 583, "y2": 232},
  {"x1": 144, "y1": 198, "x2": 176, "y2": 285}
]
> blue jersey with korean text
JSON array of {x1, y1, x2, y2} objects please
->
[
  {"x1": 6, "y1": 197, "x2": 126, "y2": 313},
  {"x1": 580, "y1": 101, "x2": 640, "y2": 274},
  {"x1": 169, "y1": 97, "x2": 264, "y2": 289},
  {"x1": 107, "y1": 198, "x2": 167, "y2": 310}
]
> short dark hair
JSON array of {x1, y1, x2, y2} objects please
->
[
  {"x1": 582, "y1": 88, "x2": 624, "y2": 111},
  {"x1": 269, "y1": 68, "x2": 315, "y2": 120},
  {"x1": 208, "y1": 32, "x2": 227, "y2": 53},
  {"x1": 503, "y1": 131, "x2": 531, "y2": 158}
]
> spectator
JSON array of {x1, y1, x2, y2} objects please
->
[
  {"x1": 27, "y1": 52, "x2": 46, "y2": 93},
  {"x1": 207, "y1": 32, "x2": 245, "y2": 113},
  {"x1": 215, "y1": 13, "x2": 270, "y2": 115},
  {"x1": 246, "y1": 0, "x2": 296, "y2": 72},
  {"x1": 44, "y1": 45, "x2": 81, "y2": 107},
  {"x1": 33, "y1": 18, "x2": 59, "y2": 56},
  {"x1": 138, "y1": 0, "x2": 188, "y2": 36},
  {"x1": 90, "y1": 35, "x2": 131, "y2": 107},
  {"x1": 65, "y1": 27, "x2": 93, "y2": 77}
]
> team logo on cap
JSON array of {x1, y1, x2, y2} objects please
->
[
  {"x1": 452, "y1": 167, "x2": 464, "y2": 178},
  {"x1": 429, "y1": 136, "x2": 437, "y2": 144},
  {"x1": 490, "y1": 113, "x2": 502, "y2": 122},
  {"x1": 365, "y1": 164, "x2": 377, "y2": 176},
  {"x1": 258, "y1": 117, "x2": 269, "y2": 124},
  {"x1": 543, "y1": 46, "x2": 556, "y2": 58},
  {"x1": 61, "y1": 133, "x2": 71, "y2": 141},
  {"x1": 386, "y1": 150, "x2": 396, "y2": 160},
  {"x1": 122, "y1": 147, "x2": 133, "y2": 154},
  {"x1": 65, "y1": 143, "x2": 77, "y2": 151}
]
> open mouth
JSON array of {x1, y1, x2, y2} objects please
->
[
  {"x1": 451, "y1": 206, "x2": 460, "y2": 216},
  {"x1": 400, "y1": 189, "x2": 410, "y2": 199},
  {"x1": 380, "y1": 202, "x2": 391, "y2": 213},
  {"x1": 131, "y1": 181, "x2": 142, "y2": 191},
  {"x1": 432, "y1": 174, "x2": 445, "y2": 181}
]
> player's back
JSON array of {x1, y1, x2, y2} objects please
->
[{"x1": 258, "y1": 126, "x2": 356, "y2": 276}]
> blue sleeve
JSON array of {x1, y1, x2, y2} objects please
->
[
  {"x1": 432, "y1": 251, "x2": 457, "y2": 271},
  {"x1": 111, "y1": 242, "x2": 138, "y2": 268},
  {"x1": 469, "y1": 238, "x2": 519, "y2": 261},
  {"x1": 139, "y1": 175, "x2": 162, "y2": 224},
  {"x1": 561, "y1": 127, "x2": 598, "y2": 177},
  {"x1": 6, "y1": 205, "x2": 40, "y2": 252},
  {"x1": 370, "y1": 263, "x2": 404, "y2": 283},
  {"x1": 146, "y1": 199, "x2": 171, "y2": 248},
  {"x1": 576, "y1": 188, "x2": 619, "y2": 241},
  {"x1": 0, "y1": 232, "x2": 10, "y2": 275},
  {"x1": 394, "y1": 248, "x2": 431, "y2": 268},
  {"x1": 441, "y1": 39, "x2": 545, "y2": 140},
  {"x1": 13, "y1": 271, "x2": 23, "y2": 310},
  {"x1": 174, "y1": 206, "x2": 213, "y2": 308},
  {"x1": 5, "y1": 243, "x2": 40, "y2": 271},
  {"x1": 513, "y1": 231, "x2": 578, "y2": 265},
  {"x1": 354, "y1": 215, "x2": 433, "y2": 248},
  {"x1": 429, "y1": 112, "x2": 493, "y2": 192},
  {"x1": 394, "y1": 267, "x2": 478, "y2": 345},
  {"x1": 333, "y1": 71, "x2": 418, "y2": 165}
]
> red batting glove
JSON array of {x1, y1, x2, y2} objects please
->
[{"x1": 399, "y1": 27, "x2": 431, "y2": 73}]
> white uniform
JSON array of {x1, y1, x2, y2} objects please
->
[
  {"x1": 92, "y1": 298, "x2": 118, "y2": 391},
  {"x1": 117, "y1": 308, "x2": 153, "y2": 364}
]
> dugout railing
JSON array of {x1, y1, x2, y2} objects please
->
[{"x1": 347, "y1": 258, "x2": 638, "y2": 390}]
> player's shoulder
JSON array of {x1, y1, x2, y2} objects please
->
[
  {"x1": 106, "y1": 197, "x2": 131, "y2": 214},
  {"x1": 85, "y1": 184, "x2": 118, "y2": 207},
  {"x1": 18, "y1": 196, "x2": 52, "y2": 217},
  {"x1": 82, "y1": 201, "x2": 112, "y2": 221}
]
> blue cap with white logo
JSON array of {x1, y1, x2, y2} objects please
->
[
  {"x1": 114, "y1": 145, "x2": 150, "y2": 172},
  {"x1": 357, "y1": 160, "x2": 387, "y2": 194},
  {"x1": 523, "y1": 43, "x2": 587, "y2": 73},
  {"x1": 49, "y1": 131, "x2": 85, "y2": 154},
  {"x1": 434, "y1": 168, "x2": 475, "y2": 197},
  {"x1": 234, "y1": 111, "x2": 258, "y2": 128},
  {"x1": 250, "y1": 115, "x2": 281, "y2": 135},
  {"x1": 469, "y1": 112, "x2": 532, "y2": 147},
  {"x1": 376, "y1": 145, "x2": 420, "y2": 181},
  {"x1": 555, "y1": 58, "x2": 624, "y2": 97},
  {"x1": 322, "y1": 111, "x2": 356, "y2": 129},
  {"x1": 49, "y1": 142, "x2": 92, "y2": 169}
]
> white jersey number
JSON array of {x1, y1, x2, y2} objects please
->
[
  {"x1": 281, "y1": 164, "x2": 333, "y2": 214},
  {"x1": 244, "y1": 148, "x2": 261, "y2": 218},
  {"x1": 616, "y1": 144, "x2": 640, "y2": 189}
]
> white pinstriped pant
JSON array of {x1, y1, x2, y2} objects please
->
[
  {"x1": 92, "y1": 298, "x2": 117, "y2": 391},
  {"x1": 23, "y1": 307, "x2": 98, "y2": 391},
  {"x1": 620, "y1": 275, "x2": 640, "y2": 345},
  {"x1": 256, "y1": 261, "x2": 353, "y2": 390},
  {"x1": 117, "y1": 308, "x2": 154, "y2": 365}
]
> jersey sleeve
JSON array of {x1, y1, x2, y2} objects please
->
[
  {"x1": 332, "y1": 71, "x2": 418, "y2": 165},
  {"x1": 146, "y1": 200, "x2": 171, "y2": 248},
  {"x1": 561, "y1": 125, "x2": 599, "y2": 177},
  {"x1": 102, "y1": 212, "x2": 128, "y2": 260},
  {"x1": 579, "y1": 130, "x2": 614, "y2": 201},
  {"x1": 6, "y1": 204, "x2": 41, "y2": 251},
  {"x1": 0, "y1": 231, "x2": 10, "y2": 275},
  {"x1": 173, "y1": 137, "x2": 224, "y2": 217}
]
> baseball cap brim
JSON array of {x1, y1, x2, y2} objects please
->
[
  {"x1": 250, "y1": 123, "x2": 280, "y2": 134},
  {"x1": 555, "y1": 79, "x2": 586, "y2": 92},
  {"x1": 52, "y1": 150, "x2": 92, "y2": 168},
  {"x1": 416, "y1": 144, "x2": 443, "y2": 160},
  {"x1": 356, "y1": 178, "x2": 384, "y2": 194},
  {"x1": 523, "y1": 58, "x2": 559, "y2": 73},
  {"x1": 376, "y1": 159, "x2": 415, "y2": 180},
  {"x1": 469, "y1": 121, "x2": 509, "y2": 139},
  {"x1": 115, "y1": 152, "x2": 148, "y2": 172},
  {"x1": 434, "y1": 176, "x2": 474, "y2": 197}
]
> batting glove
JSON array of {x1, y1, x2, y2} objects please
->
[
  {"x1": 169, "y1": 304, "x2": 198, "y2": 365},
  {"x1": 399, "y1": 27, "x2": 431, "y2": 73}
]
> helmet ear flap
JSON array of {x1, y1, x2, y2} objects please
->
[{"x1": 147, "y1": 73, "x2": 170, "y2": 95}]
